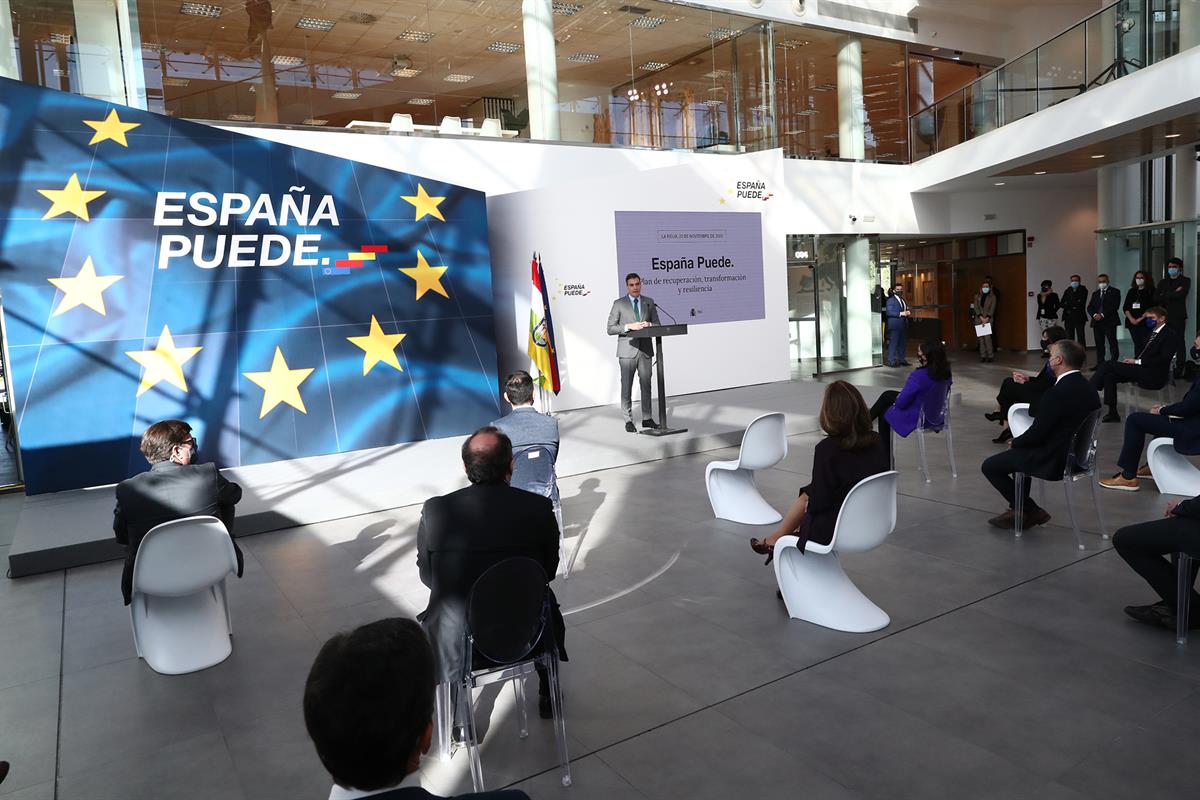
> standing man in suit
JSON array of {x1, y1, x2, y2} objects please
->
[
  {"x1": 1087, "y1": 273, "x2": 1122, "y2": 368},
  {"x1": 981, "y1": 340, "x2": 1100, "y2": 529},
  {"x1": 1061, "y1": 274, "x2": 1089, "y2": 346},
  {"x1": 1156, "y1": 257, "x2": 1191, "y2": 378},
  {"x1": 112, "y1": 420, "x2": 242, "y2": 606},
  {"x1": 606, "y1": 272, "x2": 660, "y2": 433},
  {"x1": 304, "y1": 617, "x2": 531, "y2": 800},
  {"x1": 1100, "y1": 335, "x2": 1200, "y2": 491},
  {"x1": 1113, "y1": 499, "x2": 1200, "y2": 632},
  {"x1": 1091, "y1": 306, "x2": 1176, "y2": 422},
  {"x1": 884, "y1": 282, "x2": 912, "y2": 367},
  {"x1": 416, "y1": 427, "x2": 565, "y2": 717}
]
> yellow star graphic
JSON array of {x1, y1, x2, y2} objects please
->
[
  {"x1": 125, "y1": 325, "x2": 203, "y2": 397},
  {"x1": 83, "y1": 109, "x2": 141, "y2": 147},
  {"x1": 347, "y1": 315, "x2": 406, "y2": 375},
  {"x1": 399, "y1": 250, "x2": 449, "y2": 300},
  {"x1": 243, "y1": 347, "x2": 315, "y2": 419},
  {"x1": 48, "y1": 256, "x2": 124, "y2": 317},
  {"x1": 401, "y1": 183, "x2": 446, "y2": 222},
  {"x1": 38, "y1": 173, "x2": 106, "y2": 221}
]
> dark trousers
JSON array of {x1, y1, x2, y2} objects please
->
[
  {"x1": 1091, "y1": 361, "x2": 1141, "y2": 408},
  {"x1": 1174, "y1": 319, "x2": 1189, "y2": 376},
  {"x1": 981, "y1": 448, "x2": 1043, "y2": 513},
  {"x1": 886, "y1": 321, "x2": 907, "y2": 366},
  {"x1": 870, "y1": 390, "x2": 899, "y2": 455},
  {"x1": 1093, "y1": 324, "x2": 1119, "y2": 365},
  {"x1": 1116, "y1": 413, "x2": 1177, "y2": 477},
  {"x1": 1113, "y1": 516, "x2": 1200, "y2": 608},
  {"x1": 619, "y1": 353, "x2": 653, "y2": 423},
  {"x1": 1065, "y1": 317, "x2": 1086, "y2": 346}
]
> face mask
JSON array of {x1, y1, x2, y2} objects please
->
[
  {"x1": 1191, "y1": 347, "x2": 1200, "y2": 362},
  {"x1": 1169, "y1": 267, "x2": 1181, "y2": 278},
  {"x1": 1041, "y1": 286, "x2": 1050, "y2": 292},
  {"x1": 1136, "y1": 278, "x2": 1145, "y2": 286},
  {"x1": 1098, "y1": 283, "x2": 1108, "y2": 290},
  {"x1": 981, "y1": 287, "x2": 990, "y2": 294},
  {"x1": 1071, "y1": 281, "x2": 1080, "y2": 289},
  {"x1": 1145, "y1": 318, "x2": 1158, "y2": 328}
]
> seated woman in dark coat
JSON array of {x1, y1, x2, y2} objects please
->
[
  {"x1": 984, "y1": 325, "x2": 1067, "y2": 444},
  {"x1": 751, "y1": 381, "x2": 890, "y2": 562}
]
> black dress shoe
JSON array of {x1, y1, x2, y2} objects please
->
[
  {"x1": 642, "y1": 419, "x2": 660, "y2": 430},
  {"x1": 538, "y1": 694, "x2": 553, "y2": 719},
  {"x1": 625, "y1": 421, "x2": 637, "y2": 433},
  {"x1": 993, "y1": 428, "x2": 1012, "y2": 444},
  {"x1": 984, "y1": 411, "x2": 1005, "y2": 422},
  {"x1": 900, "y1": 360, "x2": 911, "y2": 366},
  {"x1": 1102, "y1": 411, "x2": 1122, "y2": 423},
  {"x1": 1124, "y1": 603, "x2": 1171, "y2": 629}
]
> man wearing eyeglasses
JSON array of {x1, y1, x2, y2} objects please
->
[{"x1": 113, "y1": 419, "x2": 243, "y2": 605}]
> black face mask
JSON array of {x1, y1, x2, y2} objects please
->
[{"x1": 1191, "y1": 347, "x2": 1200, "y2": 363}]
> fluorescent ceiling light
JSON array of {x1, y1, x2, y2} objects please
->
[
  {"x1": 994, "y1": 182, "x2": 1005, "y2": 186},
  {"x1": 1091, "y1": 154, "x2": 1105, "y2": 159},
  {"x1": 296, "y1": 17, "x2": 336, "y2": 31},
  {"x1": 391, "y1": 67, "x2": 421, "y2": 78},
  {"x1": 226, "y1": 113, "x2": 254, "y2": 121},
  {"x1": 408, "y1": 98, "x2": 435, "y2": 105},
  {"x1": 179, "y1": 3, "x2": 222, "y2": 18},
  {"x1": 630, "y1": 16, "x2": 668, "y2": 29},
  {"x1": 332, "y1": 91, "x2": 362, "y2": 100},
  {"x1": 487, "y1": 42, "x2": 522, "y2": 54},
  {"x1": 707, "y1": 28, "x2": 738, "y2": 40},
  {"x1": 1166, "y1": 133, "x2": 1182, "y2": 138},
  {"x1": 1034, "y1": 170, "x2": 1047, "y2": 175},
  {"x1": 553, "y1": 1, "x2": 583, "y2": 15},
  {"x1": 639, "y1": 62, "x2": 668, "y2": 71},
  {"x1": 398, "y1": 30, "x2": 434, "y2": 42},
  {"x1": 271, "y1": 54, "x2": 303, "y2": 66},
  {"x1": 302, "y1": 118, "x2": 329, "y2": 126},
  {"x1": 444, "y1": 74, "x2": 474, "y2": 83},
  {"x1": 566, "y1": 52, "x2": 600, "y2": 63}
]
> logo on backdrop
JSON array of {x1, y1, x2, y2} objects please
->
[
  {"x1": 0, "y1": 77, "x2": 500, "y2": 494},
  {"x1": 720, "y1": 179, "x2": 773, "y2": 205},
  {"x1": 553, "y1": 278, "x2": 591, "y2": 298}
]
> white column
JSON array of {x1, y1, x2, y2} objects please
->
[
  {"x1": 836, "y1": 35, "x2": 864, "y2": 160},
  {"x1": 72, "y1": 0, "x2": 145, "y2": 108},
  {"x1": 1097, "y1": 163, "x2": 1142, "y2": 228},
  {"x1": 1181, "y1": 0, "x2": 1200, "y2": 53},
  {"x1": 521, "y1": 0, "x2": 560, "y2": 140},
  {"x1": 0, "y1": 0, "x2": 18, "y2": 79},
  {"x1": 845, "y1": 237, "x2": 873, "y2": 367},
  {"x1": 1174, "y1": 145, "x2": 1198, "y2": 222}
]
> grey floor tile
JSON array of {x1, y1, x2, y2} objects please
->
[
  {"x1": 56, "y1": 732, "x2": 246, "y2": 800},
  {"x1": 222, "y1": 705, "x2": 329, "y2": 800},
  {"x1": 1055, "y1": 724, "x2": 1200, "y2": 799},
  {"x1": 507, "y1": 754, "x2": 650, "y2": 800},
  {"x1": 0, "y1": 678, "x2": 58, "y2": 796},
  {"x1": 0, "y1": 783, "x2": 54, "y2": 800},
  {"x1": 62, "y1": 597, "x2": 138, "y2": 674}
]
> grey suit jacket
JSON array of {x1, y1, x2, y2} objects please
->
[
  {"x1": 491, "y1": 406, "x2": 560, "y2": 462},
  {"x1": 606, "y1": 294, "x2": 661, "y2": 358}
]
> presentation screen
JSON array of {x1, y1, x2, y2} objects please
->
[{"x1": 614, "y1": 211, "x2": 765, "y2": 324}]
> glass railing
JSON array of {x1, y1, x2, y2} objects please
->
[{"x1": 909, "y1": 0, "x2": 1200, "y2": 161}]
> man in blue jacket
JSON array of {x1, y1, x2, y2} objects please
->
[
  {"x1": 1100, "y1": 334, "x2": 1200, "y2": 491},
  {"x1": 884, "y1": 283, "x2": 912, "y2": 367}
]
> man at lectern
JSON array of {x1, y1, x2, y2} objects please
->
[{"x1": 607, "y1": 272, "x2": 661, "y2": 433}]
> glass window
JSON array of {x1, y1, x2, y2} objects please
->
[
  {"x1": 965, "y1": 71, "x2": 998, "y2": 140},
  {"x1": 1036, "y1": 24, "x2": 1085, "y2": 111},
  {"x1": 998, "y1": 50, "x2": 1037, "y2": 125},
  {"x1": 934, "y1": 90, "x2": 964, "y2": 153}
]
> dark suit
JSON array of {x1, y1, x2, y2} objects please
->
[
  {"x1": 1156, "y1": 274, "x2": 1191, "y2": 374},
  {"x1": 1116, "y1": 377, "x2": 1200, "y2": 476},
  {"x1": 1090, "y1": 324, "x2": 1177, "y2": 409},
  {"x1": 1113, "y1": 494, "x2": 1200, "y2": 610},
  {"x1": 416, "y1": 482, "x2": 564, "y2": 684},
  {"x1": 113, "y1": 461, "x2": 243, "y2": 606},
  {"x1": 981, "y1": 371, "x2": 1101, "y2": 512},
  {"x1": 884, "y1": 294, "x2": 909, "y2": 366},
  {"x1": 1061, "y1": 284, "x2": 1089, "y2": 345},
  {"x1": 996, "y1": 362, "x2": 1054, "y2": 415},
  {"x1": 366, "y1": 786, "x2": 530, "y2": 800},
  {"x1": 1087, "y1": 286, "x2": 1121, "y2": 364}
]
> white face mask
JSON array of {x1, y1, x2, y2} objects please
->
[
  {"x1": 1098, "y1": 283, "x2": 1108, "y2": 290},
  {"x1": 1136, "y1": 278, "x2": 1145, "y2": 286}
]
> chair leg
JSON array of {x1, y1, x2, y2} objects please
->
[
  {"x1": 545, "y1": 656, "x2": 573, "y2": 787},
  {"x1": 514, "y1": 675, "x2": 529, "y2": 739},
  {"x1": 944, "y1": 425, "x2": 958, "y2": 478},
  {"x1": 1089, "y1": 477, "x2": 1109, "y2": 540},
  {"x1": 1177, "y1": 553, "x2": 1193, "y2": 646},
  {"x1": 459, "y1": 681, "x2": 484, "y2": 792},
  {"x1": 1013, "y1": 472, "x2": 1026, "y2": 538},
  {"x1": 434, "y1": 682, "x2": 454, "y2": 761},
  {"x1": 1064, "y1": 480, "x2": 1084, "y2": 551},
  {"x1": 916, "y1": 428, "x2": 930, "y2": 483}
]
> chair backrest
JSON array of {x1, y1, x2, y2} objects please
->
[
  {"x1": 389, "y1": 113, "x2": 415, "y2": 132},
  {"x1": 919, "y1": 381, "x2": 952, "y2": 431},
  {"x1": 737, "y1": 412, "x2": 787, "y2": 471},
  {"x1": 830, "y1": 471, "x2": 898, "y2": 553},
  {"x1": 511, "y1": 444, "x2": 558, "y2": 500},
  {"x1": 479, "y1": 117, "x2": 502, "y2": 136},
  {"x1": 439, "y1": 116, "x2": 463, "y2": 134},
  {"x1": 131, "y1": 516, "x2": 238, "y2": 597},
  {"x1": 1065, "y1": 409, "x2": 1102, "y2": 477},
  {"x1": 466, "y1": 557, "x2": 549, "y2": 670}
]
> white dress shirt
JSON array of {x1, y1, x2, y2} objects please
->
[
  {"x1": 329, "y1": 772, "x2": 421, "y2": 800},
  {"x1": 1055, "y1": 369, "x2": 1081, "y2": 384}
]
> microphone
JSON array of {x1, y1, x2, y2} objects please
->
[{"x1": 653, "y1": 301, "x2": 679, "y2": 325}]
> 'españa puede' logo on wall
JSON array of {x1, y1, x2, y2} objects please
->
[{"x1": 720, "y1": 178, "x2": 773, "y2": 205}]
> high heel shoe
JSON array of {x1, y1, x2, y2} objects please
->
[
  {"x1": 750, "y1": 538, "x2": 774, "y2": 565},
  {"x1": 984, "y1": 411, "x2": 1004, "y2": 422},
  {"x1": 993, "y1": 428, "x2": 1013, "y2": 444}
]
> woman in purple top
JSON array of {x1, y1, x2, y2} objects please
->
[{"x1": 868, "y1": 338, "x2": 952, "y2": 455}]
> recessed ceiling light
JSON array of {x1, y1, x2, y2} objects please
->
[
  {"x1": 49, "y1": 32, "x2": 73, "y2": 44},
  {"x1": 179, "y1": 3, "x2": 222, "y2": 18},
  {"x1": 703, "y1": 69, "x2": 730, "y2": 79},
  {"x1": 444, "y1": 74, "x2": 474, "y2": 83},
  {"x1": 408, "y1": 98, "x2": 435, "y2": 105},
  {"x1": 302, "y1": 118, "x2": 329, "y2": 126},
  {"x1": 918, "y1": 240, "x2": 927, "y2": 244},
  {"x1": 397, "y1": 30, "x2": 434, "y2": 42},
  {"x1": 552, "y1": 1, "x2": 583, "y2": 15},
  {"x1": 1166, "y1": 133, "x2": 1182, "y2": 138},
  {"x1": 296, "y1": 17, "x2": 335, "y2": 31},
  {"x1": 487, "y1": 41, "x2": 522, "y2": 54},
  {"x1": 343, "y1": 12, "x2": 378, "y2": 24},
  {"x1": 1034, "y1": 170, "x2": 1047, "y2": 175},
  {"x1": 639, "y1": 61, "x2": 668, "y2": 71},
  {"x1": 630, "y1": 16, "x2": 668, "y2": 28},
  {"x1": 1091, "y1": 154, "x2": 1105, "y2": 159},
  {"x1": 226, "y1": 113, "x2": 255, "y2": 121},
  {"x1": 706, "y1": 27, "x2": 738, "y2": 40},
  {"x1": 331, "y1": 91, "x2": 362, "y2": 100},
  {"x1": 566, "y1": 52, "x2": 600, "y2": 63},
  {"x1": 271, "y1": 54, "x2": 303, "y2": 66},
  {"x1": 391, "y1": 67, "x2": 421, "y2": 78},
  {"x1": 994, "y1": 181, "x2": 1006, "y2": 186}
]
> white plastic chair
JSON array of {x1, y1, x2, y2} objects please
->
[
  {"x1": 1013, "y1": 410, "x2": 1106, "y2": 549},
  {"x1": 705, "y1": 412, "x2": 787, "y2": 524},
  {"x1": 479, "y1": 117, "x2": 502, "y2": 137},
  {"x1": 914, "y1": 384, "x2": 957, "y2": 483},
  {"x1": 438, "y1": 115, "x2": 463, "y2": 134},
  {"x1": 773, "y1": 471, "x2": 898, "y2": 633},
  {"x1": 129, "y1": 516, "x2": 238, "y2": 675},
  {"x1": 389, "y1": 112, "x2": 415, "y2": 133},
  {"x1": 1147, "y1": 437, "x2": 1200, "y2": 496},
  {"x1": 1008, "y1": 403, "x2": 1034, "y2": 438}
]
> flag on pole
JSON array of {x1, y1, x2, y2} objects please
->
[{"x1": 527, "y1": 253, "x2": 561, "y2": 394}]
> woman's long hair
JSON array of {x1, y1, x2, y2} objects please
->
[
  {"x1": 819, "y1": 381, "x2": 879, "y2": 450},
  {"x1": 918, "y1": 338, "x2": 951, "y2": 382},
  {"x1": 1131, "y1": 270, "x2": 1154, "y2": 294}
]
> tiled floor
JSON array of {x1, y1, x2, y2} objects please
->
[{"x1": 3, "y1": 352, "x2": 1200, "y2": 800}]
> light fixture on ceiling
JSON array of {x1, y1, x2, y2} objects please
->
[
  {"x1": 487, "y1": 41, "x2": 522, "y2": 54},
  {"x1": 49, "y1": 32, "x2": 73, "y2": 44},
  {"x1": 444, "y1": 74, "x2": 474, "y2": 83},
  {"x1": 653, "y1": 81, "x2": 672, "y2": 96},
  {"x1": 706, "y1": 27, "x2": 738, "y2": 40},
  {"x1": 392, "y1": 66, "x2": 421, "y2": 78},
  {"x1": 630, "y1": 16, "x2": 668, "y2": 29},
  {"x1": 296, "y1": 17, "x2": 335, "y2": 31},
  {"x1": 639, "y1": 61, "x2": 668, "y2": 71},
  {"x1": 302, "y1": 118, "x2": 329, "y2": 126},
  {"x1": 271, "y1": 54, "x2": 303, "y2": 66},
  {"x1": 566, "y1": 52, "x2": 600, "y2": 63},
  {"x1": 226, "y1": 113, "x2": 254, "y2": 121},
  {"x1": 1091, "y1": 154, "x2": 1105, "y2": 159},
  {"x1": 552, "y1": 1, "x2": 583, "y2": 14},
  {"x1": 994, "y1": 182, "x2": 1005, "y2": 186},
  {"x1": 397, "y1": 30, "x2": 434, "y2": 42},
  {"x1": 332, "y1": 91, "x2": 362, "y2": 100},
  {"x1": 1034, "y1": 170, "x2": 1047, "y2": 175},
  {"x1": 1166, "y1": 133, "x2": 1182, "y2": 138},
  {"x1": 179, "y1": 2, "x2": 222, "y2": 18},
  {"x1": 343, "y1": 12, "x2": 378, "y2": 25},
  {"x1": 408, "y1": 98, "x2": 435, "y2": 105},
  {"x1": 162, "y1": 77, "x2": 189, "y2": 87},
  {"x1": 141, "y1": 41, "x2": 163, "y2": 51},
  {"x1": 702, "y1": 99, "x2": 723, "y2": 107}
]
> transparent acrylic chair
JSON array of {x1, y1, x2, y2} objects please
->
[
  {"x1": 914, "y1": 383, "x2": 957, "y2": 483},
  {"x1": 1013, "y1": 409, "x2": 1106, "y2": 549},
  {"x1": 1175, "y1": 552, "x2": 1197, "y2": 646}
]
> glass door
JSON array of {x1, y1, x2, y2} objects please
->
[
  {"x1": 0, "y1": 291, "x2": 25, "y2": 490},
  {"x1": 810, "y1": 234, "x2": 883, "y2": 375}
]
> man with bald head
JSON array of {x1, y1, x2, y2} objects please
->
[{"x1": 416, "y1": 426, "x2": 565, "y2": 718}]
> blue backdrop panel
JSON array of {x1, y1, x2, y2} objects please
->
[{"x1": 0, "y1": 77, "x2": 501, "y2": 494}]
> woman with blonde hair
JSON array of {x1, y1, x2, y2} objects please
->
[{"x1": 751, "y1": 381, "x2": 890, "y2": 563}]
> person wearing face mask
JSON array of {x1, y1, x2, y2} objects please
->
[
  {"x1": 1090, "y1": 306, "x2": 1177, "y2": 423},
  {"x1": 113, "y1": 419, "x2": 243, "y2": 606},
  {"x1": 884, "y1": 281, "x2": 913, "y2": 367},
  {"x1": 1155, "y1": 257, "x2": 1191, "y2": 379},
  {"x1": 973, "y1": 280, "x2": 997, "y2": 362},
  {"x1": 986, "y1": 325, "x2": 1069, "y2": 444},
  {"x1": 1035, "y1": 280, "x2": 1060, "y2": 350},
  {"x1": 1124, "y1": 271, "x2": 1157, "y2": 355},
  {"x1": 1087, "y1": 272, "x2": 1122, "y2": 368},
  {"x1": 1061, "y1": 274, "x2": 1089, "y2": 346},
  {"x1": 868, "y1": 338, "x2": 953, "y2": 455},
  {"x1": 1100, "y1": 335, "x2": 1200, "y2": 491}
]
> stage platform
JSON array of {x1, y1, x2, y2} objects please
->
[{"x1": 7, "y1": 379, "x2": 835, "y2": 577}]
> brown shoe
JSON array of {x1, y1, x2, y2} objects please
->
[
  {"x1": 988, "y1": 510, "x2": 1017, "y2": 529},
  {"x1": 1099, "y1": 474, "x2": 1140, "y2": 492},
  {"x1": 1023, "y1": 508, "x2": 1052, "y2": 527},
  {"x1": 1137, "y1": 464, "x2": 1154, "y2": 479}
]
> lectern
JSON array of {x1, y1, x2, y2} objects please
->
[{"x1": 628, "y1": 324, "x2": 688, "y2": 437}]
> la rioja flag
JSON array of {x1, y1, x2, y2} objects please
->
[{"x1": 527, "y1": 253, "x2": 561, "y2": 393}]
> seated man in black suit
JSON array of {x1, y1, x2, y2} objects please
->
[
  {"x1": 417, "y1": 427, "x2": 564, "y2": 717},
  {"x1": 1090, "y1": 306, "x2": 1176, "y2": 423},
  {"x1": 982, "y1": 339, "x2": 1101, "y2": 529},
  {"x1": 304, "y1": 617, "x2": 530, "y2": 800},
  {"x1": 1100, "y1": 334, "x2": 1200, "y2": 491},
  {"x1": 986, "y1": 325, "x2": 1068, "y2": 444},
  {"x1": 113, "y1": 420, "x2": 242, "y2": 605},
  {"x1": 1113, "y1": 499, "x2": 1200, "y2": 631}
]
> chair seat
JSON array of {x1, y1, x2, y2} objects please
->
[{"x1": 1147, "y1": 437, "x2": 1200, "y2": 496}]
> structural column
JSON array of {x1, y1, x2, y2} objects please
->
[
  {"x1": 72, "y1": 0, "x2": 146, "y2": 108},
  {"x1": 1181, "y1": 0, "x2": 1200, "y2": 53},
  {"x1": 0, "y1": 0, "x2": 18, "y2": 79},
  {"x1": 521, "y1": 0, "x2": 560, "y2": 140},
  {"x1": 845, "y1": 237, "x2": 873, "y2": 368},
  {"x1": 836, "y1": 35, "x2": 865, "y2": 160}
]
